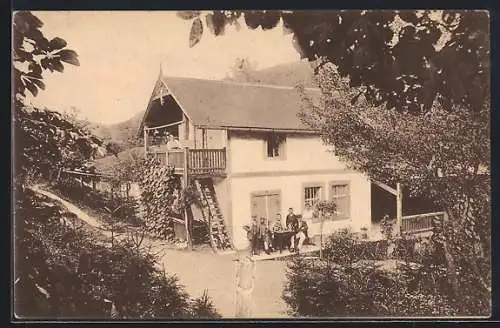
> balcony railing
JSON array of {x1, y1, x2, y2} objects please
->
[
  {"x1": 401, "y1": 211, "x2": 445, "y2": 234},
  {"x1": 147, "y1": 147, "x2": 226, "y2": 176}
]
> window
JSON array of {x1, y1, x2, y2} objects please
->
[
  {"x1": 330, "y1": 182, "x2": 350, "y2": 220},
  {"x1": 265, "y1": 133, "x2": 286, "y2": 159},
  {"x1": 304, "y1": 186, "x2": 322, "y2": 208},
  {"x1": 302, "y1": 183, "x2": 324, "y2": 221}
]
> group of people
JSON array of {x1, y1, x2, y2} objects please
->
[{"x1": 247, "y1": 208, "x2": 310, "y2": 256}]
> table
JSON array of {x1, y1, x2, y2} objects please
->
[{"x1": 272, "y1": 231, "x2": 294, "y2": 253}]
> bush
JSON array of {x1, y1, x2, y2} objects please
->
[
  {"x1": 14, "y1": 189, "x2": 220, "y2": 319},
  {"x1": 322, "y1": 228, "x2": 387, "y2": 264}
]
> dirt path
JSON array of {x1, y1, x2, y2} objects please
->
[{"x1": 31, "y1": 185, "x2": 290, "y2": 318}]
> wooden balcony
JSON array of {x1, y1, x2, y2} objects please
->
[{"x1": 147, "y1": 147, "x2": 227, "y2": 177}]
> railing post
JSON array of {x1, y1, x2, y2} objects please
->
[
  {"x1": 183, "y1": 147, "x2": 192, "y2": 250},
  {"x1": 223, "y1": 147, "x2": 227, "y2": 169},
  {"x1": 395, "y1": 183, "x2": 403, "y2": 235}
]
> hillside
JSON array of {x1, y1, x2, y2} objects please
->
[{"x1": 93, "y1": 61, "x2": 316, "y2": 149}]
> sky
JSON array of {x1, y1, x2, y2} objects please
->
[{"x1": 28, "y1": 11, "x2": 301, "y2": 124}]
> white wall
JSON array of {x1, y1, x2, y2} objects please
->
[
  {"x1": 229, "y1": 172, "x2": 372, "y2": 250},
  {"x1": 229, "y1": 132, "x2": 347, "y2": 174}
]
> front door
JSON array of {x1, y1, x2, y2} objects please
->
[{"x1": 250, "y1": 191, "x2": 281, "y2": 226}]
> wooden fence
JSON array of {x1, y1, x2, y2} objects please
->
[
  {"x1": 58, "y1": 169, "x2": 132, "y2": 199},
  {"x1": 401, "y1": 211, "x2": 445, "y2": 234}
]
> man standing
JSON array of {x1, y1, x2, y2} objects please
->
[
  {"x1": 286, "y1": 208, "x2": 299, "y2": 252},
  {"x1": 285, "y1": 208, "x2": 297, "y2": 230},
  {"x1": 259, "y1": 217, "x2": 271, "y2": 255},
  {"x1": 249, "y1": 217, "x2": 260, "y2": 256}
]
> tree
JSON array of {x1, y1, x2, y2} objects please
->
[
  {"x1": 299, "y1": 63, "x2": 490, "y2": 296},
  {"x1": 179, "y1": 10, "x2": 489, "y2": 115},
  {"x1": 314, "y1": 200, "x2": 337, "y2": 260}
]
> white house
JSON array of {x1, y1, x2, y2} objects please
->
[{"x1": 138, "y1": 72, "x2": 372, "y2": 251}]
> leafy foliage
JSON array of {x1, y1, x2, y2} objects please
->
[
  {"x1": 299, "y1": 62, "x2": 489, "y2": 293},
  {"x1": 322, "y1": 229, "x2": 388, "y2": 264},
  {"x1": 283, "y1": 230, "x2": 489, "y2": 317},
  {"x1": 283, "y1": 256, "x2": 455, "y2": 317},
  {"x1": 14, "y1": 106, "x2": 105, "y2": 188},
  {"x1": 315, "y1": 200, "x2": 337, "y2": 217},
  {"x1": 13, "y1": 11, "x2": 80, "y2": 102},
  {"x1": 14, "y1": 189, "x2": 220, "y2": 319},
  {"x1": 179, "y1": 10, "x2": 489, "y2": 114}
]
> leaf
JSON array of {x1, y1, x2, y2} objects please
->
[
  {"x1": 56, "y1": 49, "x2": 80, "y2": 66},
  {"x1": 53, "y1": 60, "x2": 64, "y2": 73},
  {"x1": 205, "y1": 13, "x2": 215, "y2": 35},
  {"x1": 49, "y1": 37, "x2": 67, "y2": 51},
  {"x1": 176, "y1": 11, "x2": 201, "y2": 20},
  {"x1": 31, "y1": 78, "x2": 46, "y2": 90},
  {"x1": 189, "y1": 17, "x2": 203, "y2": 48},
  {"x1": 25, "y1": 80, "x2": 38, "y2": 97}
]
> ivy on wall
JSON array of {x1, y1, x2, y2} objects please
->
[{"x1": 137, "y1": 158, "x2": 183, "y2": 239}]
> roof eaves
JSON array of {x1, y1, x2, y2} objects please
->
[{"x1": 194, "y1": 124, "x2": 319, "y2": 134}]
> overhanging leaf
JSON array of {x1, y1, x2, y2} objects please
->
[
  {"x1": 56, "y1": 49, "x2": 80, "y2": 66},
  {"x1": 189, "y1": 17, "x2": 203, "y2": 48},
  {"x1": 53, "y1": 60, "x2": 64, "y2": 73},
  {"x1": 49, "y1": 37, "x2": 67, "y2": 51},
  {"x1": 177, "y1": 11, "x2": 201, "y2": 20}
]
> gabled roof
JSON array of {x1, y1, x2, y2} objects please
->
[{"x1": 139, "y1": 75, "x2": 321, "y2": 134}]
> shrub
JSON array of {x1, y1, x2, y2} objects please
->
[
  {"x1": 322, "y1": 228, "x2": 387, "y2": 264},
  {"x1": 14, "y1": 189, "x2": 220, "y2": 319}
]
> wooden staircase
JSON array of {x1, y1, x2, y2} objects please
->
[{"x1": 194, "y1": 178, "x2": 233, "y2": 253}]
